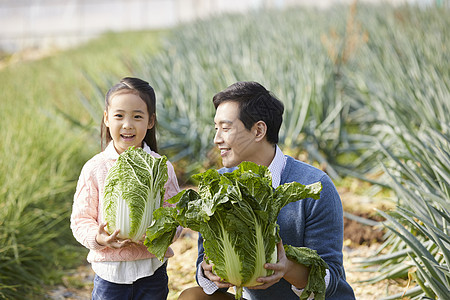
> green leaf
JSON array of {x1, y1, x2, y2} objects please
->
[
  {"x1": 144, "y1": 207, "x2": 178, "y2": 261},
  {"x1": 103, "y1": 147, "x2": 168, "y2": 242},
  {"x1": 144, "y1": 161, "x2": 322, "y2": 298},
  {"x1": 284, "y1": 245, "x2": 328, "y2": 300}
]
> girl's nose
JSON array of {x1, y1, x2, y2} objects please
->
[{"x1": 122, "y1": 119, "x2": 133, "y2": 129}]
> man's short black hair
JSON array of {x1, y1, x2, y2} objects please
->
[{"x1": 212, "y1": 81, "x2": 284, "y2": 144}]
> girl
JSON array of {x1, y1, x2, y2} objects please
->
[{"x1": 71, "y1": 77, "x2": 181, "y2": 300}]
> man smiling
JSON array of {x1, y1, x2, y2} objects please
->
[{"x1": 179, "y1": 81, "x2": 355, "y2": 300}]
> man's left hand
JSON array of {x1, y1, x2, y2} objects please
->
[{"x1": 248, "y1": 241, "x2": 288, "y2": 290}]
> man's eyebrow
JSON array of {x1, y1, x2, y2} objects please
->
[{"x1": 215, "y1": 120, "x2": 233, "y2": 125}]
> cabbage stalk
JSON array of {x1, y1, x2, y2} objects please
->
[
  {"x1": 145, "y1": 161, "x2": 325, "y2": 299},
  {"x1": 103, "y1": 146, "x2": 168, "y2": 242}
]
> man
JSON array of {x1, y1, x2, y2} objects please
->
[{"x1": 179, "y1": 81, "x2": 355, "y2": 299}]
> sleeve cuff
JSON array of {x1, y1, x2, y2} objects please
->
[
  {"x1": 88, "y1": 231, "x2": 107, "y2": 250},
  {"x1": 196, "y1": 265, "x2": 219, "y2": 295},
  {"x1": 291, "y1": 269, "x2": 330, "y2": 298}
]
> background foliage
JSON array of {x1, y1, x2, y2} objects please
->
[{"x1": 1, "y1": 2, "x2": 449, "y2": 299}]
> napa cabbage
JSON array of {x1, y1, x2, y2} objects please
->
[
  {"x1": 103, "y1": 146, "x2": 168, "y2": 242},
  {"x1": 145, "y1": 161, "x2": 327, "y2": 299}
]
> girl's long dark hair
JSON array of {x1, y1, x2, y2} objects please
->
[{"x1": 100, "y1": 77, "x2": 158, "y2": 152}]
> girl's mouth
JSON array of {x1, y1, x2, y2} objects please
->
[{"x1": 121, "y1": 134, "x2": 135, "y2": 141}]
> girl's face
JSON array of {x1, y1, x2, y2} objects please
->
[{"x1": 104, "y1": 92, "x2": 154, "y2": 154}]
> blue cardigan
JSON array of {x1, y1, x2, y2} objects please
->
[{"x1": 195, "y1": 156, "x2": 355, "y2": 299}]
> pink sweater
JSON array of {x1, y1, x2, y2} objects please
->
[{"x1": 70, "y1": 142, "x2": 180, "y2": 263}]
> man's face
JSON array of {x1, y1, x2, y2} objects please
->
[{"x1": 213, "y1": 101, "x2": 258, "y2": 168}]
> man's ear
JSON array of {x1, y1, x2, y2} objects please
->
[
  {"x1": 254, "y1": 120, "x2": 267, "y2": 142},
  {"x1": 148, "y1": 113, "x2": 156, "y2": 129},
  {"x1": 103, "y1": 110, "x2": 109, "y2": 127}
]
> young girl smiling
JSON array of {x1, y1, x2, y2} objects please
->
[{"x1": 71, "y1": 77, "x2": 180, "y2": 299}]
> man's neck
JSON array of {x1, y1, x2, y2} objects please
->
[{"x1": 251, "y1": 143, "x2": 276, "y2": 167}]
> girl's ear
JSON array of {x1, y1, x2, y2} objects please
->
[
  {"x1": 253, "y1": 120, "x2": 267, "y2": 142},
  {"x1": 147, "y1": 113, "x2": 156, "y2": 129},
  {"x1": 103, "y1": 110, "x2": 109, "y2": 127}
]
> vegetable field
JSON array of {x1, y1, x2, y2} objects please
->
[{"x1": 1, "y1": 1, "x2": 449, "y2": 299}]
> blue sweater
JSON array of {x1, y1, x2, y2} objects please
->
[{"x1": 195, "y1": 156, "x2": 355, "y2": 299}]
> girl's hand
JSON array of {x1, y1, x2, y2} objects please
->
[
  {"x1": 201, "y1": 257, "x2": 233, "y2": 289},
  {"x1": 96, "y1": 222, "x2": 132, "y2": 249}
]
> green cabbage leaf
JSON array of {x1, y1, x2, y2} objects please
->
[
  {"x1": 284, "y1": 245, "x2": 328, "y2": 300},
  {"x1": 103, "y1": 146, "x2": 168, "y2": 242},
  {"x1": 145, "y1": 161, "x2": 326, "y2": 299}
]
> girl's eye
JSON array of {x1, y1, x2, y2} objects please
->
[
  {"x1": 114, "y1": 114, "x2": 123, "y2": 118},
  {"x1": 135, "y1": 115, "x2": 143, "y2": 119}
]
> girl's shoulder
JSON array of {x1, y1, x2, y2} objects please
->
[
  {"x1": 143, "y1": 143, "x2": 161, "y2": 158},
  {"x1": 83, "y1": 150, "x2": 108, "y2": 165},
  {"x1": 80, "y1": 151, "x2": 113, "y2": 177},
  {"x1": 147, "y1": 150, "x2": 161, "y2": 158}
]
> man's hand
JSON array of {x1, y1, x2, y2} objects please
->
[
  {"x1": 96, "y1": 222, "x2": 132, "y2": 249},
  {"x1": 248, "y1": 241, "x2": 288, "y2": 290},
  {"x1": 164, "y1": 246, "x2": 174, "y2": 258},
  {"x1": 201, "y1": 258, "x2": 233, "y2": 288},
  {"x1": 250, "y1": 240, "x2": 310, "y2": 290}
]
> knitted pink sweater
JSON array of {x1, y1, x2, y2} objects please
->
[{"x1": 70, "y1": 142, "x2": 180, "y2": 263}]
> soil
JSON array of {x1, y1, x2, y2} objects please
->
[
  {"x1": 344, "y1": 213, "x2": 385, "y2": 246},
  {"x1": 45, "y1": 211, "x2": 408, "y2": 300}
]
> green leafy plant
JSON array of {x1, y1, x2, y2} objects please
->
[
  {"x1": 357, "y1": 125, "x2": 450, "y2": 299},
  {"x1": 343, "y1": 5, "x2": 450, "y2": 298},
  {"x1": 145, "y1": 162, "x2": 326, "y2": 299},
  {"x1": 127, "y1": 6, "x2": 373, "y2": 177},
  {"x1": 103, "y1": 147, "x2": 168, "y2": 242}
]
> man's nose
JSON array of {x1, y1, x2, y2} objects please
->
[{"x1": 214, "y1": 130, "x2": 223, "y2": 144}]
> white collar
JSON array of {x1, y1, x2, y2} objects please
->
[
  {"x1": 268, "y1": 145, "x2": 286, "y2": 189},
  {"x1": 104, "y1": 142, "x2": 154, "y2": 160}
]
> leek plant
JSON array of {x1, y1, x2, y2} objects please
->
[
  {"x1": 340, "y1": 3, "x2": 450, "y2": 175},
  {"x1": 77, "y1": 9, "x2": 353, "y2": 177},
  {"x1": 345, "y1": 4, "x2": 450, "y2": 299},
  {"x1": 128, "y1": 6, "x2": 371, "y2": 179},
  {"x1": 0, "y1": 106, "x2": 92, "y2": 299},
  {"x1": 0, "y1": 30, "x2": 164, "y2": 298},
  {"x1": 356, "y1": 124, "x2": 450, "y2": 299}
]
